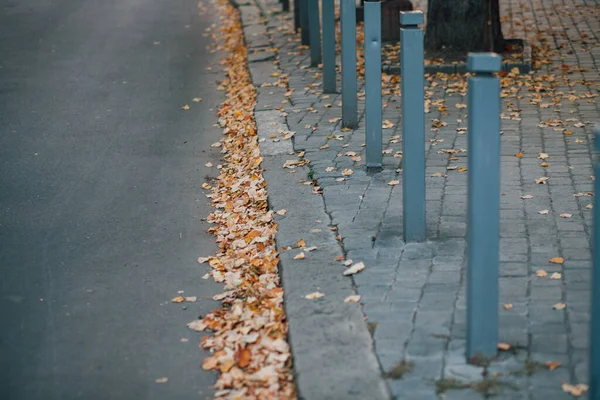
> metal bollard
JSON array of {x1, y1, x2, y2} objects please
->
[
  {"x1": 294, "y1": 0, "x2": 301, "y2": 31},
  {"x1": 400, "y1": 11, "x2": 425, "y2": 242},
  {"x1": 340, "y1": 0, "x2": 357, "y2": 129},
  {"x1": 300, "y1": 0, "x2": 310, "y2": 45},
  {"x1": 282, "y1": 0, "x2": 290, "y2": 12},
  {"x1": 322, "y1": 0, "x2": 336, "y2": 93},
  {"x1": 592, "y1": 125, "x2": 600, "y2": 400},
  {"x1": 466, "y1": 53, "x2": 502, "y2": 361},
  {"x1": 308, "y1": 0, "x2": 321, "y2": 67},
  {"x1": 364, "y1": 0, "x2": 382, "y2": 168}
]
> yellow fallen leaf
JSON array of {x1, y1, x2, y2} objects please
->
[
  {"x1": 553, "y1": 302, "x2": 566, "y2": 310},
  {"x1": 562, "y1": 383, "x2": 588, "y2": 396},
  {"x1": 344, "y1": 295, "x2": 361, "y2": 303},
  {"x1": 296, "y1": 239, "x2": 306, "y2": 248},
  {"x1": 172, "y1": 296, "x2": 185, "y2": 303},
  {"x1": 432, "y1": 172, "x2": 443, "y2": 177},
  {"x1": 341, "y1": 168, "x2": 354, "y2": 176},
  {"x1": 202, "y1": 356, "x2": 218, "y2": 370},
  {"x1": 541, "y1": 162, "x2": 550, "y2": 167},
  {"x1": 181, "y1": 104, "x2": 190, "y2": 110},
  {"x1": 539, "y1": 153, "x2": 549, "y2": 159},
  {"x1": 514, "y1": 151, "x2": 523, "y2": 158},
  {"x1": 294, "y1": 252, "x2": 305, "y2": 260},
  {"x1": 549, "y1": 257, "x2": 564, "y2": 264},
  {"x1": 563, "y1": 130, "x2": 573, "y2": 135},
  {"x1": 305, "y1": 291, "x2": 324, "y2": 299},
  {"x1": 458, "y1": 167, "x2": 467, "y2": 172},
  {"x1": 202, "y1": 183, "x2": 212, "y2": 190}
]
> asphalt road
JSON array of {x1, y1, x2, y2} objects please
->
[{"x1": 0, "y1": 0, "x2": 226, "y2": 398}]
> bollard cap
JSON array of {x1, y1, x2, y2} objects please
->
[
  {"x1": 467, "y1": 53, "x2": 502, "y2": 73},
  {"x1": 399, "y1": 11, "x2": 424, "y2": 26}
]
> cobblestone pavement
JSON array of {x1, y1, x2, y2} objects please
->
[{"x1": 245, "y1": 0, "x2": 599, "y2": 398}]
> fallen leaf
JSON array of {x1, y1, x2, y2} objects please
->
[
  {"x1": 538, "y1": 153, "x2": 549, "y2": 160},
  {"x1": 536, "y1": 269, "x2": 548, "y2": 277},
  {"x1": 305, "y1": 291, "x2": 324, "y2": 299},
  {"x1": 458, "y1": 167, "x2": 467, "y2": 172},
  {"x1": 172, "y1": 296, "x2": 185, "y2": 303},
  {"x1": 202, "y1": 183, "x2": 212, "y2": 190},
  {"x1": 538, "y1": 210, "x2": 549, "y2": 215},
  {"x1": 181, "y1": 104, "x2": 190, "y2": 110},
  {"x1": 185, "y1": 296, "x2": 197, "y2": 302},
  {"x1": 541, "y1": 162, "x2": 549, "y2": 167},
  {"x1": 550, "y1": 272, "x2": 562, "y2": 280},
  {"x1": 514, "y1": 151, "x2": 523, "y2": 158},
  {"x1": 521, "y1": 195, "x2": 534, "y2": 199},
  {"x1": 187, "y1": 320, "x2": 206, "y2": 332},
  {"x1": 155, "y1": 377, "x2": 168, "y2": 383},
  {"x1": 202, "y1": 356, "x2": 218, "y2": 370},
  {"x1": 553, "y1": 302, "x2": 566, "y2": 310},
  {"x1": 333, "y1": 255, "x2": 345, "y2": 261},
  {"x1": 343, "y1": 261, "x2": 365, "y2": 276},
  {"x1": 343, "y1": 259, "x2": 353, "y2": 266},
  {"x1": 344, "y1": 295, "x2": 361, "y2": 303},
  {"x1": 561, "y1": 383, "x2": 588, "y2": 396},
  {"x1": 382, "y1": 120, "x2": 395, "y2": 129},
  {"x1": 293, "y1": 252, "x2": 305, "y2": 260},
  {"x1": 497, "y1": 343, "x2": 511, "y2": 351},
  {"x1": 210, "y1": 142, "x2": 222, "y2": 148},
  {"x1": 503, "y1": 304, "x2": 513, "y2": 310},
  {"x1": 388, "y1": 180, "x2": 400, "y2": 186},
  {"x1": 549, "y1": 257, "x2": 564, "y2": 264},
  {"x1": 235, "y1": 348, "x2": 252, "y2": 368},
  {"x1": 587, "y1": 203, "x2": 593, "y2": 209},
  {"x1": 559, "y1": 213, "x2": 572, "y2": 218},
  {"x1": 192, "y1": 97, "x2": 202, "y2": 102},
  {"x1": 197, "y1": 257, "x2": 210, "y2": 264},
  {"x1": 325, "y1": 167, "x2": 335, "y2": 172},
  {"x1": 563, "y1": 130, "x2": 573, "y2": 135},
  {"x1": 535, "y1": 177, "x2": 549, "y2": 184},
  {"x1": 432, "y1": 172, "x2": 443, "y2": 177},
  {"x1": 296, "y1": 239, "x2": 306, "y2": 248},
  {"x1": 545, "y1": 361, "x2": 561, "y2": 371},
  {"x1": 276, "y1": 209, "x2": 287, "y2": 216},
  {"x1": 341, "y1": 168, "x2": 354, "y2": 176}
]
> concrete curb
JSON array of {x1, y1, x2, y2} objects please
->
[{"x1": 236, "y1": 1, "x2": 391, "y2": 399}]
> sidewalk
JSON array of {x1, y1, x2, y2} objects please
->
[{"x1": 240, "y1": 0, "x2": 599, "y2": 398}]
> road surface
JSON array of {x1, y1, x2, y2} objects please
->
[{"x1": 0, "y1": 0, "x2": 225, "y2": 398}]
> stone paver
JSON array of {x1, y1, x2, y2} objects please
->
[{"x1": 244, "y1": 0, "x2": 599, "y2": 398}]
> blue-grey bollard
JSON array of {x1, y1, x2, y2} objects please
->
[
  {"x1": 592, "y1": 125, "x2": 600, "y2": 400},
  {"x1": 322, "y1": 0, "x2": 336, "y2": 93},
  {"x1": 466, "y1": 52, "x2": 502, "y2": 361},
  {"x1": 307, "y1": 0, "x2": 321, "y2": 66},
  {"x1": 294, "y1": 0, "x2": 300, "y2": 31},
  {"x1": 340, "y1": 0, "x2": 357, "y2": 129},
  {"x1": 300, "y1": 0, "x2": 310, "y2": 45},
  {"x1": 364, "y1": 1, "x2": 382, "y2": 168},
  {"x1": 400, "y1": 11, "x2": 426, "y2": 242}
]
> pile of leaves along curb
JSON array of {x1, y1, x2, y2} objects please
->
[{"x1": 188, "y1": 0, "x2": 296, "y2": 398}]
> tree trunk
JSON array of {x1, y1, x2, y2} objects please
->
[{"x1": 425, "y1": 0, "x2": 504, "y2": 54}]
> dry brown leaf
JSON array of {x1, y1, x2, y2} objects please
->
[
  {"x1": 181, "y1": 104, "x2": 190, "y2": 110},
  {"x1": 296, "y1": 239, "x2": 306, "y2": 248},
  {"x1": 535, "y1": 177, "x2": 549, "y2": 184},
  {"x1": 536, "y1": 269, "x2": 548, "y2": 277},
  {"x1": 497, "y1": 343, "x2": 511, "y2": 351},
  {"x1": 553, "y1": 302, "x2": 566, "y2": 310},
  {"x1": 341, "y1": 168, "x2": 354, "y2": 176},
  {"x1": 155, "y1": 377, "x2": 168, "y2": 383},
  {"x1": 559, "y1": 213, "x2": 572, "y2": 218},
  {"x1": 538, "y1": 153, "x2": 549, "y2": 160},
  {"x1": 202, "y1": 183, "x2": 212, "y2": 190},
  {"x1": 343, "y1": 259, "x2": 353, "y2": 266},
  {"x1": 388, "y1": 180, "x2": 400, "y2": 186},
  {"x1": 235, "y1": 348, "x2": 252, "y2": 368},
  {"x1": 549, "y1": 257, "x2": 564, "y2": 264},
  {"x1": 202, "y1": 356, "x2": 218, "y2": 370},
  {"x1": 293, "y1": 252, "x2": 305, "y2": 260},
  {"x1": 521, "y1": 195, "x2": 534, "y2": 199},
  {"x1": 540, "y1": 162, "x2": 550, "y2": 167},
  {"x1": 561, "y1": 383, "x2": 588, "y2": 396},
  {"x1": 185, "y1": 296, "x2": 197, "y2": 302},
  {"x1": 276, "y1": 209, "x2": 287, "y2": 216},
  {"x1": 343, "y1": 261, "x2": 365, "y2": 276},
  {"x1": 305, "y1": 291, "x2": 324, "y2": 299},
  {"x1": 432, "y1": 172, "x2": 443, "y2": 177},
  {"x1": 187, "y1": 320, "x2": 206, "y2": 332},
  {"x1": 550, "y1": 272, "x2": 562, "y2": 280},
  {"x1": 514, "y1": 151, "x2": 523, "y2": 158},
  {"x1": 545, "y1": 361, "x2": 561, "y2": 371},
  {"x1": 344, "y1": 295, "x2": 361, "y2": 303},
  {"x1": 503, "y1": 304, "x2": 513, "y2": 310},
  {"x1": 538, "y1": 210, "x2": 549, "y2": 215},
  {"x1": 197, "y1": 256, "x2": 210, "y2": 264},
  {"x1": 333, "y1": 255, "x2": 345, "y2": 261}
]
